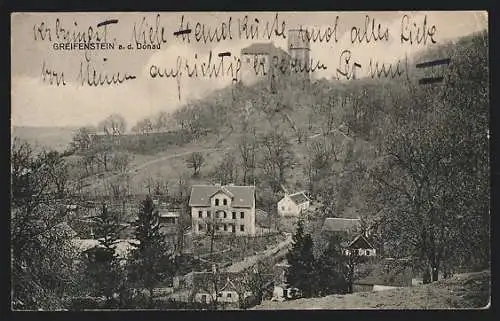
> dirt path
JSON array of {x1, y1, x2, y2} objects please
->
[
  {"x1": 224, "y1": 233, "x2": 293, "y2": 273},
  {"x1": 131, "y1": 147, "x2": 219, "y2": 172}
]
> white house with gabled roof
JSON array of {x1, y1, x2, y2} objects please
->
[
  {"x1": 277, "y1": 191, "x2": 311, "y2": 217},
  {"x1": 189, "y1": 184, "x2": 256, "y2": 236}
]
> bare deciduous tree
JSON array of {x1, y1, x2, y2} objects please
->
[
  {"x1": 98, "y1": 113, "x2": 127, "y2": 136},
  {"x1": 43, "y1": 150, "x2": 70, "y2": 199},
  {"x1": 154, "y1": 111, "x2": 169, "y2": 132},
  {"x1": 112, "y1": 152, "x2": 131, "y2": 174},
  {"x1": 132, "y1": 118, "x2": 154, "y2": 135},
  {"x1": 11, "y1": 139, "x2": 78, "y2": 310},
  {"x1": 238, "y1": 130, "x2": 257, "y2": 185},
  {"x1": 186, "y1": 152, "x2": 205, "y2": 177},
  {"x1": 211, "y1": 153, "x2": 238, "y2": 185},
  {"x1": 304, "y1": 138, "x2": 337, "y2": 196},
  {"x1": 259, "y1": 131, "x2": 294, "y2": 193},
  {"x1": 70, "y1": 127, "x2": 93, "y2": 152}
]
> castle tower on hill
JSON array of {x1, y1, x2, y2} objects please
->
[
  {"x1": 239, "y1": 29, "x2": 312, "y2": 86},
  {"x1": 288, "y1": 29, "x2": 311, "y2": 80}
]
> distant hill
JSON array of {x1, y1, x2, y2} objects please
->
[
  {"x1": 11, "y1": 126, "x2": 78, "y2": 152},
  {"x1": 115, "y1": 30, "x2": 487, "y2": 217}
]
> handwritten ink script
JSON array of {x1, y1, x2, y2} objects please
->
[{"x1": 28, "y1": 12, "x2": 439, "y2": 99}]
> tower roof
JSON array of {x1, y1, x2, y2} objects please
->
[{"x1": 241, "y1": 43, "x2": 289, "y2": 58}]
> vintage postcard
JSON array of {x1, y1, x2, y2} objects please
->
[{"x1": 10, "y1": 11, "x2": 490, "y2": 310}]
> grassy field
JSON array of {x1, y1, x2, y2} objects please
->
[{"x1": 253, "y1": 270, "x2": 491, "y2": 310}]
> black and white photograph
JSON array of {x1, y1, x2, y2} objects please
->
[{"x1": 10, "y1": 11, "x2": 490, "y2": 310}]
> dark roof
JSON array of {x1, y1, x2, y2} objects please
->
[
  {"x1": 348, "y1": 234, "x2": 375, "y2": 249},
  {"x1": 187, "y1": 271, "x2": 241, "y2": 294},
  {"x1": 55, "y1": 222, "x2": 78, "y2": 238},
  {"x1": 322, "y1": 218, "x2": 360, "y2": 233},
  {"x1": 219, "y1": 279, "x2": 239, "y2": 292},
  {"x1": 288, "y1": 192, "x2": 309, "y2": 205},
  {"x1": 241, "y1": 43, "x2": 289, "y2": 58},
  {"x1": 189, "y1": 185, "x2": 255, "y2": 208}
]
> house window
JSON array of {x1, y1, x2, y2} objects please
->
[
  {"x1": 240, "y1": 212, "x2": 245, "y2": 219},
  {"x1": 240, "y1": 225, "x2": 245, "y2": 232},
  {"x1": 246, "y1": 57, "x2": 251, "y2": 63},
  {"x1": 224, "y1": 224, "x2": 227, "y2": 231},
  {"x1": 281, "y1": 206, "x2": 285, "y2": 211},
  {"x1": 207, "y1": 211, "x2": 211, "y2": 218},
  {"x1": 199, "y1": 224, "x2": 203, "y2": 231},
  {"x1": 215, "y1": 199, "x2": 219, "y2": 206},
  {"x1": 366, "y1": 250, "x2": 371, "y2": 256},
  {"x1": 202, "y1": 294, "x2": 208, "y2": 302},
  {"x1": 224, "y1": 212, "x2": 227, "y2": 219},
  {"x1": 198, "y1": 211, "x2": 203, "y2": 218},
  {"x1": 223, "y1": 199, "x2": 227, "y2": 206},
  {"x1": 232, "y1": 211, "x2": 236, "y2": 219},
  {"x1": 232, "y1": 225, "x2": 236, "y2": 233},
  {"x1": 227, "y1": 292, "x2": 232, "y2": 298},
  {"x1": 217, "y1": 292, "x2": 222, "y2": 297}
]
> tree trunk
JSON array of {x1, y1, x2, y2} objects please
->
[
  {"x1": 431, "y1": 265, "x2": 439, "y2": 282},
  {"x1": 210, "y1": 229, "x2": 215, "y2": 256},
  {"x1": 347, "y1": 282, "x2": 353, "y2": 294}
]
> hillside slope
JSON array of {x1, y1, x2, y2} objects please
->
[{"x1": 253, "y1": 270, "x2": 490, "y2": 310}]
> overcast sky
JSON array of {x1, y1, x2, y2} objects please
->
[{"x1": 11, "y1": 11, "x2": 487, "y2": 128}]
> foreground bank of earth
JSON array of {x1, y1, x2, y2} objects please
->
[{"x1": 253, "y1": 271, "x2": 490, "y2": 309}]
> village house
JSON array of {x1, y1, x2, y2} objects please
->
[
  {"x1": 321, "y1": 217, "x2": 377, "y2": 257},
  {"x1": 343, "y1": 234, "x2": 377, "y2": 257},
  {"x1": 153, "y1": 198, "x2": 181, "y2": 225},
  {"x1": 271, "y1": 260, "x2": 299, "y2": 301},
  {"x1": 170, "y1": 269, "x2": 249, "y2": 308},
  {"x1": 189, "y1": 184, "x2": 256, "y2": 236},
  {"x1": 277, "y1": 191, "x2": 311, "y2": 217}
]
